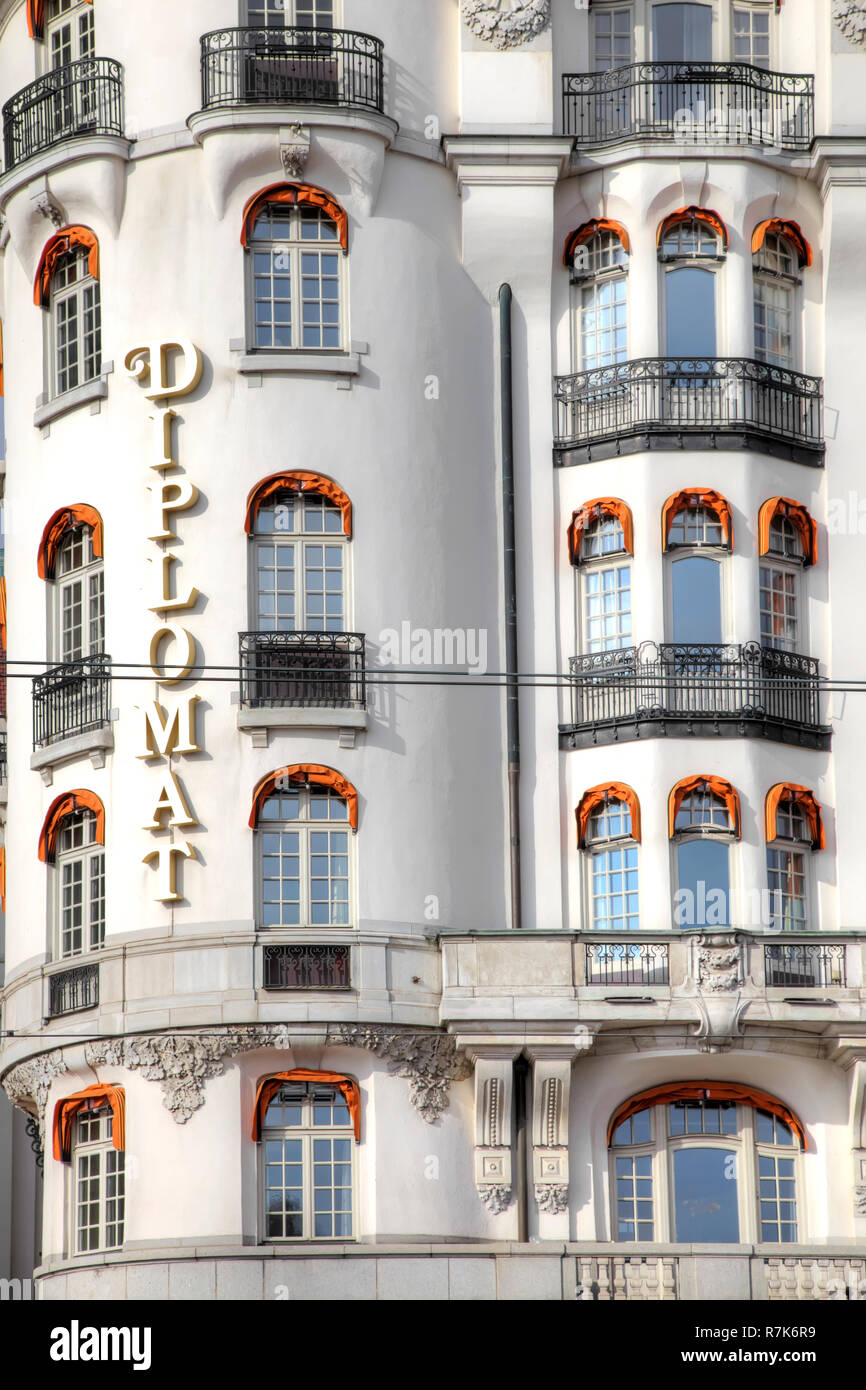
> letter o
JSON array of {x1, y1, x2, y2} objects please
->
[{"x1": 149, "y1": 625, "x2": 196, "y2": 685}]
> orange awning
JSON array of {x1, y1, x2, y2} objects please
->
[
  {"x1": 37, "y1": 505, "x2": 104, "y2": 580},
  {"x1": 668, "y1": 774, "x2": 741, "y2": 838},
  {"x1": 564, "y1": 217, "x2": 631, "y2": 266},
  {"x1": 657, "y1": 206, "x2": 729, "y2": 250},
  {"x1": 567, "y1": 497, "x2": 634, "y2": 564},
  {"x1": 751, "y1": 218, "x2": 812, "y2": 268},
  {"x1": 249, "y1": 765, "x2": 358, "y2": 831},
  {"x1": 662, "y1": 488, "x2": 732, "y2": 548},
  {"x1": 608, "y1": 1081, "x2": 806, "y2": 1149},
  {"x1": 53, "y1": 1084, "x2": 125, "y2": 1162},
  {"x1": 38, "y1": 790, "x2": 105, "y2": 863},
  {"x1": 758, "y1": 497, "x2": 816, "y2": 567},
  {"x1": 28, "y1": 0, "x2": 92, "y2": 39},
  {"x1": 244, "y1": 472, "x2": 352, "y2": 538},
  {"x1": 240, "y1": 183, "x2": 348, "y2": 251},
  {"x1": 251, "y1": 1070, "x2": 361, "y2": 1143},
  {"x1": 765, "y1": 784, "x2": 825, "y2": 851},
  {"x1": 34, "y1": 227, "x2": 99, "y2": 307},
  {"x1": 576, "y1": 782, "x2": 641, "y2": 847}
]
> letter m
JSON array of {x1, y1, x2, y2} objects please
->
[
  {"x1": 0, "y1": 1278, "x2": 23, "y2": 1300},
  {"x1": 138, "y1": 697, "x2": 201, "y2": 759}
]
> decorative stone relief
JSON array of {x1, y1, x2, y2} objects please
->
[
  {"x1": 2, "y1": 1050, "x2": 68, "y2": 1140},
  {"x1": 529, "y1": 1052, "x2": 574, "y2": 1217},
  {"x1": 280, "y1": 123, "x2": 311, "y2": 180},
  {"x1": 334, "y1": 1024, "x2": 471, "y2": 1123},
  {"x1": 32, "y1": 190, "x2": 66, "y2": 228},
  {"x1": 461, "y1": 0, "x2": 551, "y2": 49},
  {"x1": 834, "y1": 1, "x2": 866, "y2": 48},
  {"x1": 697, "y1": 933, "x2": 744, "y2": 993},
  {"x1": 855, "y1": 1184, "x2": 866, "y2": 1216},
  {"x1": 477, "y1": 1183, "x2": 513, "y2": 1214},
  {"x1": 535, "y1": 1183, "x2": 569, "y2": 1215}
]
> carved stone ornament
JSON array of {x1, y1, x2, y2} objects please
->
[
  {"x1": 697, "y1": 933, "x2": 743, "y2": 993},
  {"x1": 32, "y1": 190, "x2": 66, "y2": 228},
  {"x1": 0, "y1": 1025, "x2": 469, "y2": 1128},
  {"x1": 833, "y1": 1, "x2": 866, "y2": 48},
  {"x1": 855, "y1": 1184, "x2": 866, "y2": 1216},
  {"x1": 280, "y1": 123, "x2": 311, "y2": 180},
  {"x1": 477, "y1": 1184, "x2": 514, "y2": 1213},
  {"x1": 535, "y1": 1183, "x2": 569, "y2": 1215},
  {"x1": 461, "y1": 0, "x2": 551, "y2": 49}
]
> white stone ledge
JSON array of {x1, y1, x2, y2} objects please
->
[
  {"x1": 34, "y1": 369, "x2": 112, "y2": 429},
  {"x1": 238, "y1": 706, "x2": 367, "y2": 737},
  {"x1": 234, "y1": 351, "x2": 361, "y2": 378},
  {"x1": 0, "y1": 135, "x2": 132, "y2": 207},
  {"x1": 30, "y1": 725, "x2": 114, "y2": 783},
  {"x1": 187, "y1": 105, "x2": 398, "y2": 147}
]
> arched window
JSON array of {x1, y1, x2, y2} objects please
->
[
  {"x1": 610, "y1": 1084, "x2": 803, "y2": 1243},
  {"x1": 241, "y1": 184, "x2": 347, "y2": 352},
  {"x1": 757, "y1": 498, "x2": 815, "y2": 655},
  {"x1": 41, "y1": 516, "x2": 104, "y2": 664},
  {"x1": 753, "y1": 231, "x2": 800, "y2": 368},
  {"x1": 52, "y1": 1082, "x2": 125, "y2": 1254},
  {"x1": 256, "y1": 1076, "x2": 355, "y2": 1241},
  {"x1": 245, "y1": 0, "x2": 335, "y2": 24},
  {"x1": 658, "y1": 210, "x2": 726, "y2": 358},
  {"x1": 670, "y1": 776, "x2": 740, "y2": 928},
  {"x1": 39, "y1": 790, "x2": 106, "y2": 960},
  {"x1": 251, "y1": 766, "x2": 356, "y2": 928},
  {"x1": 765, "y1": 784, "x2": 824, "y2": 931},
  {"x1": 575, "y1": 508, "x2": 632, "y2": 654},
  {"x1": 566, "y1": 223, "x2": 629, "y2": 371},
  {"x1": 577, "y1": 783, "x2": 640, "y2": 931},
  {"x1": 34, "y1": 227, "x2": 101, "y2": 399}
]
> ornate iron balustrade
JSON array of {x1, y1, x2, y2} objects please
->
[
  {"x1": 3, "y1": 58, "x2": 124, "y2": 170},
  {"x1": 239, "y1": 631, "x2": 365, "y2": 709},
  {"x1": 201, "y1": 27, "x2": 383, "y2": 113},
  {"x1": 0, "y1": 731, "x2": 6, "y2": 783},
  {"x1": 262, "y1": 943, "x2": 351, "y2": 990},
  {"x1": 562, "y1": 63, "x2": 813, "y2": 151},
  {"x1": 48, "y1": 962, "x2": 99, "y2": 1017},
  {"x1": 765, "y1": 942, "x2": 846, "y2": 988},
  {"x1": 586, "y1": 941, "x2": 670, "y2": 986},
  {"x1": 554, "y1": 358, "x2": 823, "y2": 462},
  {"x1": 565, "y1": 642, "x2": 827, "y2": 747},
  {"x1": 32, "y1": 654, "x2": 111, "y2": 749}
]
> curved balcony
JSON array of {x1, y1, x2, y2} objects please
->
[
  {"x1": 562, "y1": 62, "x2": 813, "y2": 152},
  {"x1": 32, "y1": 654, "x2": 111, "y2": 749},
  {"x1": 2, "y1": 58, "x2": 124, "y2": 171},
  {"x1": 200, "y1": 27, "x2": 384, "y2": 114},
  {"x1": 560, "y1": 641, "x2": 831, "y2": 750},
  {"x1": 554, "y1": 357, "x2": 824, "y2": 466},
  {"x1": 239, "y1": 630, "x2": 366, "y2": 709}
]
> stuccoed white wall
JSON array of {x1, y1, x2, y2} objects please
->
[{"x1": 569, "y1": 1052, "x2": 852, "y2": 1242}]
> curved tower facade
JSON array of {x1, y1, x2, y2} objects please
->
[{"x1": 0, "y1": 0, "x2": 864, "y2": 1302}]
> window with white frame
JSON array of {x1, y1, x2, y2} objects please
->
[
  {"x1": 579, "y1": 517, "x2": 632, "y2": 654},
  {"x1": 71, "y1": 1105, "x2": 124, "y2": 1254},
  {"x1": 660, "y1": 218, "x2": 722, "y2": 260},
  {"x1": 56, "y1": 809, "x2": 105, "y2": 959},
  {"x1": 247, "y1": 203, "x2": 344, "y2": 351},
  {"x1": 731, "y1": 3, "x2": 771, "y2": 67},
  {"x1": 575, "y1": 231, "x2": 628, "y2": 371},
  {"x1": 660, "y1": 220, "x2": 722, "y2": 358},
  {"x1": 753, "y1": 232, "x2": 799, "y2": 369},
  {"x1": 261, "y1": 1081, "x2": 354, "y2": 1241},
  {"x1": 585, "y1": 799, "x2": 639, "y2": 930},
  {"x1": 611, "y1": 1098, "x2": 800, "y2": 1243},
  {"x1": 54, "y1": 526, "x2": 104, "y2": 663},
  {"x1": 667, "y1": 505, "x2": 724, "y2": 547},
  {"x1": 593, "y1": 5, "x2": 633, "y2": 69},
  {"x1": 672, "y1": 789, "x2": 733, "y2": 928},
  {"x1": 245, "y1": 0, "x2": 336, "y2": 25},
  {"x1": 252, "y1": 490, "x2": 346, "y2": 632},
  {"x1": 258, "y1": 785, "x2": 351, "y2": 927},
  {"x1": 760, "y1": 525, "x2": 801, "y2": 653},
  {"x1": 49, "y1": 248, "x2": 101, "y2": 397},
  {"x1": 766, "y1": 800, "x2": 811, "y2": 930},
  {"x1": 46, "y1": 0, "x2": 95, "y2": 69}
]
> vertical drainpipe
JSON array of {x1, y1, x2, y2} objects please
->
[{"x1": 500, "y1": 285, "x2": 529, "y2": 1240}]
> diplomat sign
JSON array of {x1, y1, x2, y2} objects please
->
[{"x1": 124, "y1": 340, "x2": 205, "y2": 904}]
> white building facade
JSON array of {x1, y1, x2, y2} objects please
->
[{"x1": 0, "y1": 0, "x2": 864, "y2": 1302}]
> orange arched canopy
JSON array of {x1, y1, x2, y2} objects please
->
[
  {"x1": 662, "y1": 488, "x2": 732, "y2": 548},
  {"x1": 240, "y1": 183, "x2": 348, "y2": 251},
  {"x1": 249, "y1": 765, "x2": 358, "y2": 831},
  {"x1": 53, "y1": 1084, "x2": 125, "y2": 1162},
  {"x1": 251, "y1": 1070, "x2": 361, "y2": 1143},
  {"x1": 751, "y1": 218, "x2": 812, "y2": 268},
  {"x1": 564, "y1": 217, "x2": 631, "y2": 267},
  {"x1": 27, "y1": 0, "x2": 91, "y2": 39},
  {"x1": 758, "y1": 497, "x2": 816, "y2": 567},
  {"x1": 568, "y1": 497, "x2": 634, "y2": 564},
  {"x1": 38, "y1": 790, "x2": 105, "y2": 864},
  {"x1": 608, "y1": 1081, "x2": 806, "y2": 1149},
  {"x1": 668, "y1": 775, "x2": 741, "y2": 838},
  {"x1": 244, "y1": 472, "x2": 352, "y2": 538},
  {"x1": 34, "y1": 226, "x2": 99, "y2": 307},
  {"x1": 657, "y1": 206, "x2": 729, "y2": 250},
  {"x1": 765, "y1": 784, "x2": 825, "y2": 851},
  {"x1": 576, "y1": 782, "x2": 641, "y2": 847},
  {"x1": 37, "y1": 505, "x2": 104, "y2": 580}
]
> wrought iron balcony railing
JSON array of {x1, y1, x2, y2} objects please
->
[
  {"x1": 239, "y1": 631, "x2": 365, "y2": 709},
  {"x1": 48, "y1": 962, "x2": 99, "y2": 1018},
  {"x1": 263, "y1": 943, "x2": 351, "y2": 990},
  {"x1": 563, "y1": 641, "x2": 829, "y2": 749},
  {"x1": 0, "y1": 731, "x2": 6, "y2": 783},
  {"x1": 765, "y1": 942, "x2": 846, "y2": 988},
  {"x1": 554, "y1": 358, "x2": 823, "y2": 464},
  {"x1": 562, "y1": 62, "x2": 813, "y2": 151},
  {"x1": 3, "y1": 58, "x2": 124, "y2": 171},
  {"x1": 32, "y1": 654, "x2": 111, "y2": 749},
  {"x1": 586, "y1": 942, "x2": 670, "y2": 986},
  {"x1": 201, "y1": 27, "x2": 384, "y2": 113}
]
